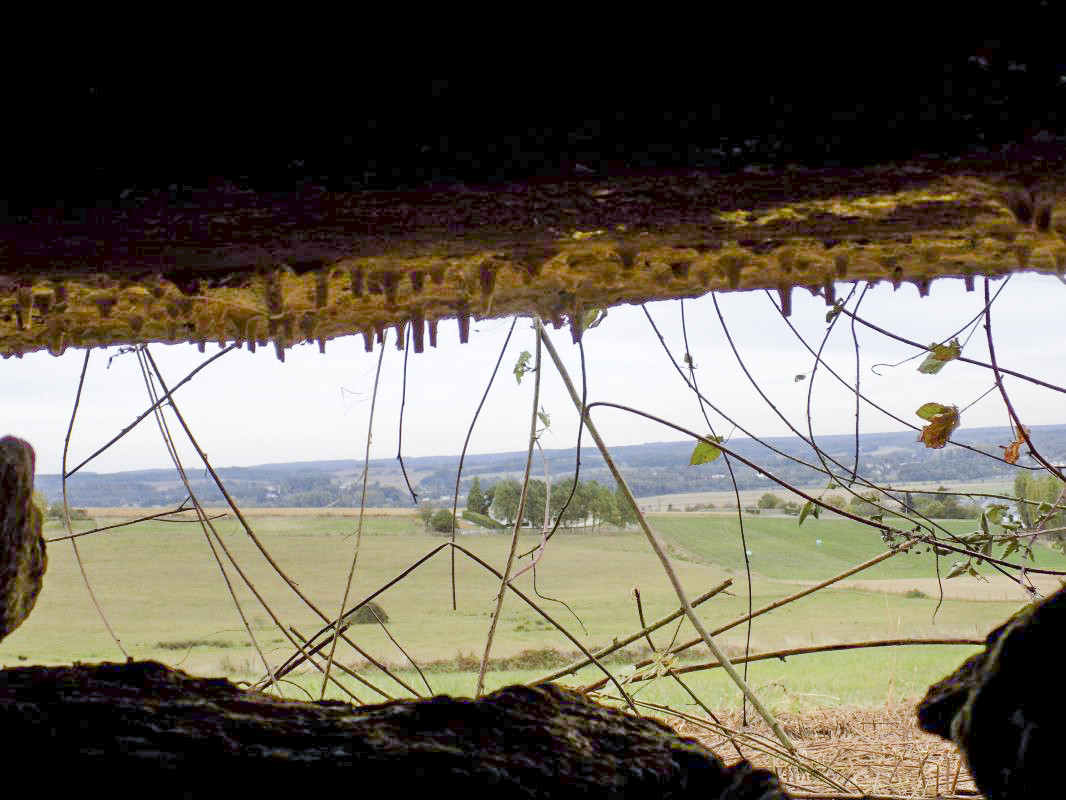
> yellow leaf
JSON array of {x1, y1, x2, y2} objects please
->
[
  {"x1": 689, "y1": 440, "x2": 721, "y2": 465},
  {"x1": 917, "y1": 405, "x2": 960, "y2": 449},
  {"x1": 917, "y1": 339, "x2": 962, "y2": 374},
  {"x1": 999, "y1": 425, "x2": 1029, "y2": 464}
]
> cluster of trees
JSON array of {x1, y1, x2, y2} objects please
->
[
  {"x1": 32, "y1": 491, "x2": 90, "y2": 521},
  {"x1": 902, "y1": 489, "x2": 980, "y2": 520},
  {"x1": 414, "y1": 430, "x2": 1043, "y2": 501},
  {"x1": 421, "y1": 508, "x2": 459, "y2": 533},
  {"x1": 419, "y1": 476, "x2": 640, "y2": 532},
  {"x1": 1014, "y1": 471, "x2": 1066, "y2": 549},
  {"x1": 465, "y1": 477, "x2": 495, "y2": 517},
  {"x1": 754, "y1": 489, "x2": 979, "y2": 519},
  {"x1": 487, "y1": 476, "x2": 638, "y2": 531}
]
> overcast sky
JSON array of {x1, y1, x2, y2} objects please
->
[{"x1": 3, "y1": 273, "x2": 1063, "y2": 476}]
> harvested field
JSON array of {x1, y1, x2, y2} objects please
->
[
  {"x1": 83, "y1": 506, "x2": 418, "y2": 518},
  {"x1": 835, "y1": 574, "x2": 1064, "y2": 602},
  {"x1": 669, "y1": 700, "x2": 978, "y2": 799}
]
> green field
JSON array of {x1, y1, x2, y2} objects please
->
[
  {"x1": 1, "y1": 511, "x2": 1048, "y2": 712},
  {"x1": 649, "y1": 513, "x2": 1066, "y2": 580}
]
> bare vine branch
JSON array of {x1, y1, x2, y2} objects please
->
[{"x1": 536, "y1": 316, "x2": 796, "y2": 753}]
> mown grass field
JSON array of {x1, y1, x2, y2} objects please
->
[
  {"x1": 2, "y1": 509, "x2": 1053, "y2": 712},
  {"x1": 649, "y1": 513, "x2": 1066, "y2": 580}
]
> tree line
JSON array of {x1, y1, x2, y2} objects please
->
[
  {"x1": 421, "y1": 476, "x2": 640, "y2": 533},
  {"x1": 755, "y1": 488, "x2": 981, "y2": 519}
]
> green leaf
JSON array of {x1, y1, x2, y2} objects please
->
[
  {"x1": 986, "y1": 504, "x2": 1007, "y2": 526},
  {"x1": 514, "y1": 351, "x2": 533, "y2": 384},
  {"x1": 917, "y1": 404, "x2": 960, "y2": 449},
  {"x1": 916, "y1": 402, "x2": 952, "y2": 421},
  {"x1": 980, "y1": 512, "x2": 990, "y2": 535},
  {"x1": 826, "y1": 301, "x2": 844, "y2": 322},
  {"x1": 917, "y1": 338, "x2": 962, "y2": 374},
  {"x1": 689, "y1": 440, "x2": 722, "y2": 465},
  {"x1": 798, "y1": 500, "x2": 820, "y2": 526},
  {"x1": 945, "y1": 561, "x2": 970, "y2": 579},
  {"x1": 582, "y1": 308, "x2": 607, "y2": 331},
  {"x1": 537, "y1": 408, "x2": 551, "y2": 428}
]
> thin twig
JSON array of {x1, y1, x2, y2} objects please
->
[
  {"x1": 585, "y1": 401, "x2": 1060, "y2": 577},
  {"x1": 848, "y1": 285, "x2": 868, "y2": 483},
  {"x1": 530, "y1": 580, "x2": 732, "y2": 685},
  {"x1": 139, "y1": 347, "x2": 277, "y2": 692},
  {"x1": 368, "y1": 605, "x2": 433, "y2": 696},
  {"x1": 648, "y1": 304, "x2": 966, "y2": 545},
  {"x1": 45, "y1": 503, "x2": 220, "y2": 541},
  {"x1": 61, "y1": 349, "x2": 129, "y2": 659},
  {"x1": 448, "y1": 542, "x2": 636, "y2": 705},
  {"x1": 285, "y1": 625, "x2": 390, "y2": 703},
  {"x1": 272, "y1": 537, "x2": 639, "y2": 703},
  {"x1": 395, "y1": 320, "x2": 419, "y2": 503},
  {"x1": 634, "y1": 587, "x2": 747, "y2": 761},
  {"x1": 141, "y1": 347, "x2": 418, "y2": 696},
  {"x1": 477, "y1": 326, "x2": 541, "y2": 698},
  {"x1": 607, "y1": 637, "x2": 985, "y2": 686},
  {"x1": 64, "y1": 344, "x2": 238, "y2": 479},
  {"x1": 983, "y1": 276, "x2": 1066, "y2": 482},
  {"x1": 580, "y1": 547, "x2": 911, "y2": 691},
  {"x1": 267, "y1": 542, "x2": 456, "y2": 689},
  {"x1": 516, "y1": 334, "x2": 589, "y2": 561},
  {"x1": 678, "y1": 297, "x2": 757, "y2": 722},
  {"x1": 322, "y1": 329, "x2": 388, "y2": 699},
  {"x1": 841, "y1": 303, "x2": 1066, "y2": 395},
  {"x1": 450, "y1": 316, "x2": 518, "y2": 610},
  {"x1": 507, "y1": 438, "x2": 551, "y2": 584},
  {"x1": 768, "y1": 291, "x2": 1024, "y2": 468},
  {"x1": 536, "y1": 316, "x2": 795, "y2": 752},
  {"x1": 723, "y1": 293, "x2": 1013, "y2": 582},
  {"x1": 268, "y1": 536, "x2": 631, "y2": 698},
  {"x1": 613, "y1": 695, "x2": 853, "y2": 793}
]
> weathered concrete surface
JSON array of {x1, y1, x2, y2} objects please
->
[
  {"x1": 0, "y1": 437, "x2": 45, "y2": 642},
  {"x1": 918, "y1": 585, "x2": 1066, "y2": 799},
  {"x1": 1, "y1": 162, "x2": 1064, "y2": 360},
  {"x1": 0, "y1": 660, "x2": 788, "y2": 799},
  {"x1": 2, "y1": 62, "x2": 1064, "y2": 358}
]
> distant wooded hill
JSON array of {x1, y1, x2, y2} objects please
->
[{"x1": 35, "y1": 425, "x2": 1066, "y2": 510}]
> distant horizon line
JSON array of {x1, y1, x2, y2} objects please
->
[{"x1": 37, "y1": 421, "x2": 1061, "y2": 478}]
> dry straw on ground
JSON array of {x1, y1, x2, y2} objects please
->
[{"x1": 671, "y1": 700, "x2": 978, "y2": 799}]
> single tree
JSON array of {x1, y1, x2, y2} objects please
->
[
  {"x1": 428, "y1": 509, "x2": 457, "y2": 534},
  {"x1": 1014, "y1": 471, "x2": 1066, "y2": 547},
  {"x1": 418, "y1": 499, "x2": 435, "y2": 528},
  {"x1": 467, "y1": 477, "x2": 486, "y2": 516},
  {"x1": 614, "y1": 484, "x2": 638, "y2": 527},
  {"x1": 491, "y1": 479, "x2": 521, "y2": 524},
  {"x1": 524, "y1": 479, "x2": 547, "y2": 527},
  {"x1": 757, "y1": 493, "x2": 780, "y2": 510}
]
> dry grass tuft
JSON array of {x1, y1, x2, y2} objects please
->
[{"x1": 671, "y1": 698, "x2": 978, "y2": 799}]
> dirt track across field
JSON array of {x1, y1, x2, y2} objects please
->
[{"x1": 832, "y1": 574, "x2": 1064, "y2": 602}]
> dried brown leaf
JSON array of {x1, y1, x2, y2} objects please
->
[
  {"x1": 917, "y1": 404, "x2": 959, "y2": 449},
  {"x1": 999, "y1": 425, "x2": 1029, "y2": 464}
]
